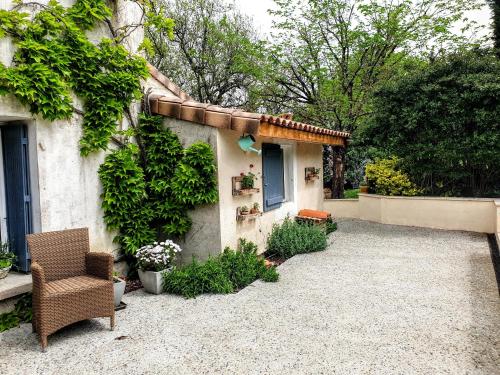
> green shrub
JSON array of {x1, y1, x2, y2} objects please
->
[
  {"x1": 163, "y1": 257, "x2": 234, "y2": 298},
  {"x1": 260, "y1": 266, "x2": 279, "y2": 282},
  {"x1": 365, "y1": 157, "x2": 421, "y2": 196},
  {"x1": 163, "y1": 239, "x2": 279, "y2": 298},
  {"x1": 0, "y1": 293, "x2": 32, "y2": 333},
  {"x1": 266, "y1": 218, "x2": 327, "y2": 259},
  {"x1": 364, "y1": 50, "x2": 500, "y2": 197},
  {"x1": 219, "y1": 238, "x2": 276, "y2": 289},
  {"x1": 325, "y1": 218, "x2": 337, "y2": 235}
]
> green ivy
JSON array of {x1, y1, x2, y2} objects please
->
[
  {"x1": 0, "y1": 2, "x2": 209, "y2": 262},
  {"x1": 0, "y1": 0, "x2": 148, "y2": 155},
  {"x1": 171, "y1": 143, "x2": 219, "y2": 206},
  {"x1": 98, "y1": 144, "x2": 156, "y2": 254},
  {"x1": 99, "y1": 115, "x2": 219, "y2": 258}
]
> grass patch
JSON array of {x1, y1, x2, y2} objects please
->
[
  {"x1": 343, "y1": 189, "x2": 360, "y2": 199},
  {"x1": 163, "y1": 239, "x2": 279, "y2": 298}
]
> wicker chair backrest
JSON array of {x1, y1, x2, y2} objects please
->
[{"x1": 27, "y1": 228, "x2": 90, "y2": 281}]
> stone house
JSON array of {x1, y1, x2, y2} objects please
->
[
  {"x1": 0, "y1": 0, "x2": 348, "y2": 305},
  {"x1": 147, "y1": 85, "x2": 349, "y2": 260}
]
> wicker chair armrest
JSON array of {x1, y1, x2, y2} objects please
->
[
  {"x1": 85, "y1": 252, "x2": 113, "y2": 281},
  {"x1": 31, "y1": 262, "x2": 46, "y2": 292}
]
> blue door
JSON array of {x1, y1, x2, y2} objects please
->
[
  {"x1": 2, "y1": 125, "x2": 32, "y2": 272},
  {"x1": 262, "y1": 143, "x2": 285, "y2": 212}
]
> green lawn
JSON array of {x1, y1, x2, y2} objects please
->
[{"x1": 344, "y1": 189, "x2": 360, "y2": 199}]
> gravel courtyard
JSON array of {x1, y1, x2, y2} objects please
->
[{"x1": 1, "y1": 220, "x2": 499, "y2": 375}]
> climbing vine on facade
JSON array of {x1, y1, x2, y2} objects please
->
[
  {"x1": 0, "y1": 0, "x2": 173, "y2": 155},
  {"x1": 0, "y1": 1, "x2": 217, "y2": 260},
  {"x1": 99, "y1": 114, "x2": 219, "y2": 257}
]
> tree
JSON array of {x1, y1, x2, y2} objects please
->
[
  {"x1": 146, "y1": 0, "x2": 264, "y2": 108},
  {"x1": 261, "y1": 0, "x2": 482, "y2": 198},
  {"x1": 362, "y1": 50, "x2": 500, "y2": 197},
  {"x1": 488, "y1": 0, "x2": 500, "y2": 53}
]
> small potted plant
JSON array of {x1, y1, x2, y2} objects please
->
[
  {"x1": 359, "y1": 177, "x2": 369, "y2": 194},
  {"x1": 136, "y1": 240, "x2": 182, "y2": 294},
  {"x1": 113, "y1": 271, "x2": 126, "y2": 307},
  {"x1": 240, "y1": 205, "x2": 249, "y2": 215},
  {"x1": 0, "y1": 243, "x2": 16, "y2": 279},
  {"x1": 250, "y1": 202, "x2": 260, "y2": 214},
  {"x1": 240, "y1": 172, "x2": 256, "y2": 190}
]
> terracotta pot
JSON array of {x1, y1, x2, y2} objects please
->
[
  {"x1": 250, "y1": 208, "x2": 259, "y2": 214},
  {"x1": 359, "y1": 185, "x2": 369, "y2": 194}
]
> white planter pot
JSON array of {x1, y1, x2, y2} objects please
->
[
  {"x1": 138, "y1": 269, "x2": 169, "y2": 295},
  {"x1": 113, "y1": 278, "x2": 126, "y2": 307},
  {"x1": 0, "y1": 265, "x2": 12, "y2": 279}
]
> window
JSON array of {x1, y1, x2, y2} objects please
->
[{"x1": 262, "y1": 143, "x2": 285, "y2": 212}]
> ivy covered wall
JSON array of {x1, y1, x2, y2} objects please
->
[{"x1": 0, "y1": 0, "x2": 218, "y2": 263}]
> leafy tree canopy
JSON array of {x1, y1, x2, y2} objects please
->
[
  {"x1": 261, "y1": 0, "x2": 484, "y2": 131},
  {"x1": 146, "y1": 0, "x2": 264, "y2": 108},
  {"x1": 361, "y1": 50, "x2": 500, "y2": 197}
]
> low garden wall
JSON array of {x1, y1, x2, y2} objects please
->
[{"x1": 325, "y1": 194, "x2": 499, "y2": 234}]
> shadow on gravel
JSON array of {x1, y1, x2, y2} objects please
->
[
  {"x1": 468, "y1": 239, "x2": 500, "y2": 373},
  {"x1": 487, "y1": 234, "x2": 500, "y2": 296}
]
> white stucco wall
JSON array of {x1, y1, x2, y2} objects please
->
[
  {"x1": 0, "y1": 93, "x2": 118, "y2": 254},
  {"x1": 217, "y1": 129, "x2": 324, "y2": 254},
  {"x1": 324, "y1": 194, "x2": 498, "y2": 234}
]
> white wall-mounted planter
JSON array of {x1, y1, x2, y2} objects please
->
[{"x1": 138, "y1": 269, "x2": 170, "y2": 295}]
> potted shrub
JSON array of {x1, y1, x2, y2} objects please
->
[
  {"x1": 136, "y1": 240, "x2": 182, "y2": 294},
  {"x1": 240, "y1": 205, "x2": 249, "y2": 215},
  {"x1": 359, "y1": 177, "x2": 369, "y2": 194},
  {"x1": 250, "y1": 202, "x2": 260, "y2": 214},
  {"x1": 113, "y1": 272, "x2": 126, "y2": 307},
  {"x1": 0, "y1": 243, "x2": 16, "y2": 279}
]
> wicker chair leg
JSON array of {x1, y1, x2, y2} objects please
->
[
  {"x1": 40, "y1": 336, "x2": 48, "y2": 352},
  {"x1": 110, "y1": 314, "x2": 115, "y2": 331}
]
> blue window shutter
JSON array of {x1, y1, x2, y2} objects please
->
[
  {"x1": 262, "y1": 143, "x2": 284, "y2": 212},
  {"x1": 2, "y1": 125, "x2": 32, "y2": 272}
]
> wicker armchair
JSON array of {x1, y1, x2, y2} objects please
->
[{"x1": 27, "y1": 228, "x2": 114, "y2": 351}]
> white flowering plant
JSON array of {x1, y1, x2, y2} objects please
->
[{"x1": 135, "y1": 240, "x2": 182, "y2": 272}]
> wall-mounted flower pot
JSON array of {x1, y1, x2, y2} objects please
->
[
  {"x1": 232, "y1": 176, "x2": 260, "y2": 196},
  {"x1": 236, "y1": 207, "x2": 261, "y2": 221},
  {"x1": 305, "y1": 167, "x2": 320, "y2": 182}
]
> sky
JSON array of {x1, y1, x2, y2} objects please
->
[{"x1": 232, "y1": 0, "x2": 493, "y2": 40}]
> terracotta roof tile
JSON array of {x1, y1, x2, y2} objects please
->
[
  {"x1": 147, "y1": 64, "x2": 192, "y2": 100},
  {"x1": 150, "y1": 96, "x2": 350, "y2": 142}
]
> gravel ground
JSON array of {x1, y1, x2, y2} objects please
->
[{"x1": 1, "y1": 219, "x2": 499, "y2": 375}]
